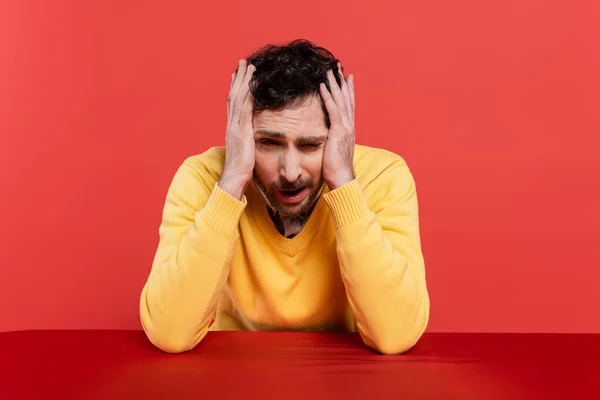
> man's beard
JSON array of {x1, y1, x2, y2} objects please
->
[{"x1": 253, "y1": 172, "x2": 325, "y2": 218}]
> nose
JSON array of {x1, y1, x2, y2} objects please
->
[{"x1": 280, "y1": 149, "x2": 302, "y2": 183}]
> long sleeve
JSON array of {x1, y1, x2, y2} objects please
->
[
  {"x1": 322, "y1": 160, "x2": 430, "y2": 355},
  {"x1": 140, "y1": 162, "x2": 247, "y2": 353}
]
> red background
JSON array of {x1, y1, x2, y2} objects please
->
[{"x1": 1, "y1": 0, "x2": 599, "y2": 333}]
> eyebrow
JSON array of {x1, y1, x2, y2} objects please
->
[
  {"x1": 255, "y1": 129, "x2": 328, "y2": 144},
  {"x1": 255, "y1": 129, "x2": 286, "y2": 139}
]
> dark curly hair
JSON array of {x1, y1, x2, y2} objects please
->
[{"x1": 245, "y1": 39, "x2": 343, "y2": 128}]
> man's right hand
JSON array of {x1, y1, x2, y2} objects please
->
[{"x1": 218, "y1": 59, "x2": 256, "y2": 200}]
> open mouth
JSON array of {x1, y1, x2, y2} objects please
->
[
  {"x1": 281, "y1": 187, "x2": 304, "y2": 195},
  {"x1": 276, "y1": 186, "x2": 309, "y2": 204}
]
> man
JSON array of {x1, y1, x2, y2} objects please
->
[{"x1": 140, "y1": 39, "x2": 430, "y2": 355}]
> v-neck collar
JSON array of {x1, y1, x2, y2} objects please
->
[{"x1": 246, "y1": 180, "x2": 330, "y2": 257}]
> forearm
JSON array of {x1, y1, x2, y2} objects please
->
[
  {"x1": 338, "y1": 218, "x2": 429, "y2": 354},
  {"x1": 140, "y1": 184, "x2": 246, "y2": 353},
  {"x1": 324, "y1": 180, "x2": 429, "y2": 355}
]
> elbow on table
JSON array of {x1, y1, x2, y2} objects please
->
[
  {"x1": 368, "y1": 309, "x2": 430, "y2": 355},
  {"x1": 153, "y1": 334, "x2": 195, "y2": 354},
  {"x1": 140, "y1": 310, "x2": 205, "y2": 353},
  {"x1": 139, "y1": 292, "x2": 207, "y2": 353},
  {"x1": 371, "y1": 332, "x2": 422, "y2": 355},
  {"x1": 143, "y1": 326, "x2": 204, "y2": 354}
]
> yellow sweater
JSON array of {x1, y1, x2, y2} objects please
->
[{"x1": 140, "y1": 144, "x2": 430, "y2": 354}]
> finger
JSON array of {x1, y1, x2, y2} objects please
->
[
  {"x1": 239, "y1": 89, "x2": 254, "y2": 127},
  {"x1": 227, "y1": 72, "x2": 236, "y2": 115},
  {"x1": 232, "y1": 64, "x2": 255, "y2": 119},
  {"x1": 326, "y1": 69, "x2": 348, "y2": 119},
  {"x1": 347, "y1": 74, "x2": 355, "y2": 121},
  {"x1": 239, "y1": 64, "x2": 255, "y2": 100},
  {"x1": 230, "y1": 59, "x2": 248, "y2": 98},
  {"x1": 228, "y1": 60, "x2": 246, "y2": 116},
  {"x1": 320, "y1": 82, "x2": 342, "y2": 126},
  {"x1": 337, "y1": 64, "x2": 353, "y2": 121},
  {"x1": 229, "y1": 72, "x2": 236, "y2": 95}
]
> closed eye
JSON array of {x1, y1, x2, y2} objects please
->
[{"x1": 258, "y1": 139, "x2": 280, "y2": 146}]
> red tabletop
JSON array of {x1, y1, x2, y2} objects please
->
[{"x1": 1, "y1": 330, "x2": 598, "y2": 399}]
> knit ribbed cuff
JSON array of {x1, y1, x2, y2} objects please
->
[
  {"x1": 323, "y1": 179, "x2": 369, "y2": 230},
  {"x1": 197, "y1": 184, "x2": 247, "y2": 238}
]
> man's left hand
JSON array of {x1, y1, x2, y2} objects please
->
[{"x1": 320, "y1": 63, "x2": 356, "y2": 190}]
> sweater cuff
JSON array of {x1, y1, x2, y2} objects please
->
[
  {"x1": 323, "y1": 179, "x2": 369, "y2": 230},
  {"x1": 197, "y1": 183, "x2": 247, "y2": 238}
]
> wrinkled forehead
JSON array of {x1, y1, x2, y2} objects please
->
[{"x1": 253, "y1": 95, "x2": 327, "y2": 139}]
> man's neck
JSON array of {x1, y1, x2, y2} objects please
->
[{"x1": 268, "y1": 206, "x2": 314, "y2": 238}]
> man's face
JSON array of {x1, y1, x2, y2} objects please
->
[{"x1": 253, "y1": 94, "x2": 328, "y2": 218}]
